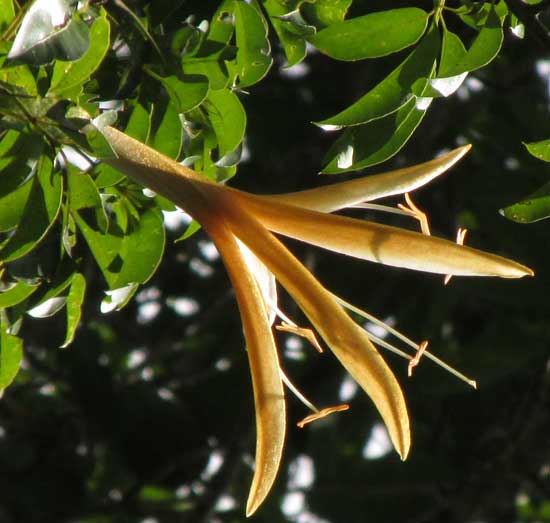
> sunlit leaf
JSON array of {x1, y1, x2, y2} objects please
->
[
  {"x1": 28, "y1": 296, "x2": 67, "y2": 317},
  {"x1": 8, "y1": 0, "x2": 90, "y2": 64},
  {"x1": 524, "y1": 138, "x2": 550, "y2": 162},
  {"x1": 49, "y1": 10, "x2": 110, "y2": 95},
  {"x1": 61, "y1": 272, "x2": 85, "y2": 347},
  {"x1": 0, "y1": 280, "x2": 40, "y2": 309},
  {"x1": 441, "y1": 7, "x2": 503, "y2": 77},
  {"x1": 149, "y1": 72, "x2": 209, "y2": 114},
  {"x1": 206, "y1": 89, "x2": 246, "y2": 156},
  {"x1": 322, "y1": 96, "x2": 432, "y2": 173},
  {"x1": 125, "y1": 102, "x2": 151, "y2": 143},
  {"x1": 263, "y1": 0, "x2": 307, "y2": 67},
  {"x1": 0, "y1": 154, "x2": 62, "y2": 262},
  {"x1": 0, "y1": 326, "x2": 22, "y2": 389},
  {"x1": 308, "y1": 8, "x2": 428, "y2": 61},
  {"x1": 501, "y1": 181, "x2": 550, "y2": 223},
  {"x1": 317, "y1": 28, "x2": 439, "y2": 127},
  {"x1": 232, "y1": 1, "x2": 272, "y2": 88},
  {"x1": 0, "y1": 0, "x2": 15, "y2": 32},
  {"x1": 150, "y1": 101, "x2": 183, "y2": 159},
  {"x1": 301, "y1": 0, "x2": 352, "y2": 29},
  {"x1": 75, "y1": 207, "x2": 165, "y2": 290}
]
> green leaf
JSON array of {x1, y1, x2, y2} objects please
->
[
  {"x1": 233, "y1": 1, "x2": 273, "y2": 88},
  {"x1": 307, "y1": 8, "x2": 428, "y2": 61},
  {"x1": 126, "y1": 102, "x2": 151, "y2": 143},
  {"x1": 501, "y1": 181, "x2": 550, "y2": 223},
  {"x1": 94, "y1": 163, "x2": 125, "y2": 188},
  {"x1": 68, "y1": 169, "x2": 102, "y2": 210},
  {"x1": 0, "y1": 280, "x2": 40, "y2": 309},
  {"x1": 61, "y1": 272, "x2": 85, "y2": 348},
  {"x1": 317, "y1": 28, "x2": 439, "y2": 127},
  {"x1": 0, "y1": 326, "x2": 22, "y2": 390},
  {"x1": 148, "y1": 71, "x2": 209, "y2": 114},
  {"x1": 75, "y1": 207, "x2": 165, "y2": 289},
  {"x1": 49, "y1": 10, "x2": 111, "y2": 95},
  {"x1": 0, "y1": 178, "x2": 33, "y2": 232},
  {"x1": 441, "y1": 7, "x2": 503, "y2": 77},
  {"x1": 68, "y1": 168, "x2": 108, "y2": 232},
  {"x1": 0, "y1": 154, "x2": 63, "y2": 262},
  {"x1": 8, "y1": 0, "x2": 90, "y2": 64},
  {"x1": 263, "y1": 0, "x2": 307, "y2": 67},
  {"x1": 301, "y1": 0, "x2": 352, "y2": 29},
  {"x1": 150, "y1": 101, "x2": 183, "y2": 159},
  {"x1": 0, "y1": 0, "x2": 15, "y2": 32},
  {"x1": 322, "y1": 96, "x2": 432, "y2": 173},
  {"x1": 524, "y1": 139, "x2": 550, "y2": 162},
  {"x1": 206, "y1": 89, "x2": 246, "y2": 157}
]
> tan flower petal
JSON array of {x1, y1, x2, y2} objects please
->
[
  {"x1": 210, "y1": 225, "x2": 286, "y2": 518},
  {"x1": 100, "y1": 128, "x2": 285, "y2": 517},
  {"x1": 266, "y1": 145, "x2": 471, "y2": 212},
  {"x1": 225, "y1": 190, "x2": 533, "y2": 278},
  {"x1": 202, "y1": 186, "x2": 411, "y2": 460}
]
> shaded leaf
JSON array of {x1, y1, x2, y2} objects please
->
[
  {"x1": 308, "y1": 8, "x2": 428, "y2": 61},
  {"x1": 0, "y1": 178, "x2": 33, "y2": 232}
]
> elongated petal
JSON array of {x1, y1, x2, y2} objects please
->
[
  {"x1": 99, "y1": 128, "x2": 285, "y2": 517},
  {"x1": 203, "y1": 184, "x2": 411, "y2": 461},
  {"x1": 266, "y1": 145, "x2": 471, "y2": 212},
  {"x1": 209, "y1": 225, "x2": 286, "y2": 518},
  {"x1": 224, "y1": 190, "x2": 533, "y2": 278}
]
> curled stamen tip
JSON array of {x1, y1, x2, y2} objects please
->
[
  {"x1": 469, "y1": 380, "x2": 478, "y2": 389},
  {"x1": 408, "y1": 340, "x2": 429, "y2": 377},
  {"x1": 276, "y1": 322, "x2": 324, "y2": 353},
  {"x1": 297, "y1": 404, "x2": 350, "y2": 428}
]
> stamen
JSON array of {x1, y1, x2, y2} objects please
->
[
  {"x1": 397, "y1": 193, "x2": 432, "y2": 236},
  {"x1": 331, "y1": 292, "x2": 477, "y2": 389},
  {"x1": 279, "y1": 368, "x2": 319, "y2": 413},
  {"x1": 444, "y1": 228, "x2": 468, "y2": 285},
  {"x1": 351, "y1": 202, "x2": 414, "y2": 217},
  {"x1": 276, "y1": 321, "x2": 323, "y2": 353},
  {"x1": 297, "y1": 404, "x2": 350, "y2": 428},
  {"x1": 408, "y1": 340, "x2": 429, "y2": 377}
]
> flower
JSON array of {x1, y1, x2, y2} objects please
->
[{"x1": 97, "y1": 125, "x2": 532, "y2": 516}]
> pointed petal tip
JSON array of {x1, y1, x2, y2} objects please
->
[{"x1": 502, "y1": 262, "x2": 534, "y2": 278}]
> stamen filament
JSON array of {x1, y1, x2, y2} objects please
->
[
  {"x1": 279, "y1": 367, "x2": 319, "y2": 413},
  {"x1": 331, "y1": 292, "x2": 477, "y2": 389}
]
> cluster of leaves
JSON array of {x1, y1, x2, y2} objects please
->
[{"x1": 0, "y1": 0, "x2": 546, "y2": 396}]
